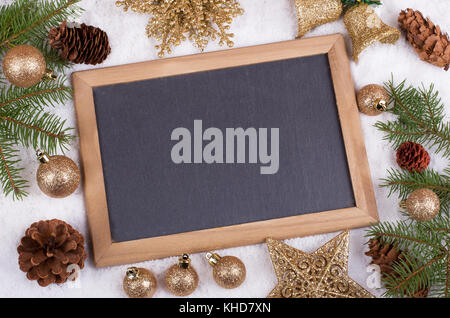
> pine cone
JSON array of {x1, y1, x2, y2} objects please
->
[
  {"x1": 396, "y1": 141, "x2": 430, "y2": 173},
  {"x1": 48, "y1": 21, "x2": 111, "y2": 65},
  {"x1": 366, "y1": 238, "x2": 406, "y2": 278},
  {"x1": 366, "y1": 239, "x2": 429, "y2": 298},
  {"x1": 17, "y1": 219, "x2": 87, "y2": 287},
  {"x1": 399, "y1": 8, "x2": 450, "y2": 71}
]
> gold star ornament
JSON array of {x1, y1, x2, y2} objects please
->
[{"x1": 266, "y1": 230, "x2": 374, "y2": 298}]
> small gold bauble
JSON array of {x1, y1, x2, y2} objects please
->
[
  {"x1": 2, "y1": 45, "x2": 46, "y2": 88},
  {"x1": 357, "y1": 84, "x2": 390, "y2": 116},
  {"x1": 123, "y1": 267, "x2": 157, "y2": 298},
  {"x1": 401, "y1": 188, "x2": 440, "y2": 222},
  {"x1": 206, "y1": 252, "x2": 246, "y2": 289},
  {"x1": 36, "y1": 150, "x2": 80, "y2": 198},
  {"x1": 165, "y1": 254, "x2": 198, "y2": 296}
]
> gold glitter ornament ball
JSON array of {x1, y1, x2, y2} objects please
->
[
  {"x1": 206, "y1": 252, "x2": 246, "y2": 289},
  {"x1": 2, "y1": 45, "x2": 46, "y2": 88},
  {"x1": 357, "y1": 84, "x2": 390, "y2": 116},
  {"x1": 123, "y1": 267, "x2": 157, "y2": 298},
  {"x1": 401, "y1": 188, "x2": 440, "y2": 221},
  {"x1": 36, "y1": 150, "x2": 80, "y2": 198},
  {"x1": 165, "y1": 254, "x2": 198, "y2": 296}
]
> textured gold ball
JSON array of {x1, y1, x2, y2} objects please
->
[
  {"x1": 2, "y1": 45, "x2": 46, "y2": 88},
  {"x1": 123, "y1": 267, "x2": 157, "y2": 298},
  {"x1": 404, "y1": 189, "x2": 440, "y2": 222},
  {"x1": 37, "y1": 155, "x2": 80, "y2": 198},
  {"x1": 165, "y1": 264, "x2": 198, "y2": 296},
  {"x1": 357, "y1": 84, "x2": 390, "y2": 116},
  {"x1": 213, "y1": 256, "x2": 246, "y2": 289}
]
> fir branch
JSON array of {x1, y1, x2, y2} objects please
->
[
  {"x1": 0, "y1": 0, "x2": 79, "y2": 200},
  {"x1": 0, "y1": 76, "x2": 72, "y2": 110},
  {"x1": 0, "y1": 131, "x2": 28, "y2": 200},
  {"x1": 381, "y1": 168, "x2": 450, "y2": 215},
  {"x1": 33, "y1": 39, "x2": 73, "y2": 73},
  {"x1": 375, "y1": 78, "x2": 450, "y2": 157},
  {"x1": 366, "y1": 218, "x2": 450, "y2": 297},
  {"x1": 367, "y1": 220, "x2": 446, "y2": 253},
  {"x1": 0, "y1": 108, "x2": 74, "y2": 154},
  {"x1": 342, "y1": 0, "x2": 382, "y2": 7},
  {"x1": 0, "y1": 0, "x2": 83, "y2": 54},
  {"x1": 383, "y1": 253, "x2": 444, "y2": 298}
]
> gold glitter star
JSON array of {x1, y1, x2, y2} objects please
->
[{"x1": 266, "y1": 230, "x2": 375, "y2": 298}]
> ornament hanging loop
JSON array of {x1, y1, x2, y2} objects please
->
[
  {"x1": 206, "y1": 252, "x2": 221, "y2": 266},
  {"x1": 36, "y1": 149, "x2": 49, "y2": 163}
]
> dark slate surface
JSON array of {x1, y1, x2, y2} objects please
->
[{"x1": 92, "y1": 54, "x2": 355, "y2": 242}]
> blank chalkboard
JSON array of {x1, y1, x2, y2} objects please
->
[
  {"x1": 73, "y1": 35, "x2": 378, "y2": 267},
  {"x1": 93, "y1": 54, "x2": 354, "y2": 242}
]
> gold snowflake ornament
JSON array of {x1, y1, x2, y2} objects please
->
[
  {"x1": 116, "y1": 0, "x2": 244, "y2": 57},
  {"x1": 266, "y1": 230, "x2": 375, "y2": 298}
]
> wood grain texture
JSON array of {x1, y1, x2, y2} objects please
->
[{"x1": 72, "y1": 34, "x2": 379, "y2": 267}]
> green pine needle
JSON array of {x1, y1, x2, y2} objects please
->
[
  {"x1": 369, "y1": 77, "x2": 449, "y2": 297},
  {"x1": 0, "y1": 76, "x2": 72, "y2": 111},
  {"x1": 0, "y1": 131, "x2": 28, "y2": 200},
  {"x1": 375, "y1": 78, "x2": 450, "y2": 157},
  {"x1": 366, "y1": 217, "x2": 449, "y2": 298},
  {"x1": 0, "y1": 0, "x2": 83, "y2": 55},
  {"x1": 381, "y1": 168, "x2": 450, "y2": 216},
  {"x1": 342, "y1": 0, "x2": 382, "y2": 7},
  {"x1": 0, "y1": 0, "x2": 80, "y2": 199}
]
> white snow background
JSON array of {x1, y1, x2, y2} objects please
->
[{"x1": 0, "y1": 0, "x2": 449, "y2": 297}]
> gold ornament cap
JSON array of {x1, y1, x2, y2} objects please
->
[
  {"x1": 344, "y1": 4, "x2": 401, "y2": 61},
  {"x1": 295, "y1": 0, "x2": 343, "y2": 38},
  {"x1": 400, "y1": 188, "x2": 440, "y2": 222},
  {"x1": 123, "y1": 267, "x2": 157, "y2": 298},
  {"x1": 178, "y1": 253, "x2": 191, "y2": 269},
  {"x1": 205, "y1": 252, "x2": 221, "y2": 266},
  {"x1": 36, "y1": 149, "x2": 50, "y2": 163},
  {"x1": 2, "y1": 45, "x2": 46, "y2": 88},
  {"x1": 357, "y1": 84, "x2": 390, "y2": 116}
]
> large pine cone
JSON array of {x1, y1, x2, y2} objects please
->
[
  {"x1": 48, "y1": 21, "x2": 111, "y2": 65},
  {"x1": 366, "y1": 238, "x2": 428, "y2": 298},
  {"x1": 17, "y1": 219, "x2": 87, "y2": 287},
  {"x1": 396, "y1": 141, "x2": 430, "y2": 173},
  {"x1": 399, "y1": 8, "x2": 450, "y2": 71}
]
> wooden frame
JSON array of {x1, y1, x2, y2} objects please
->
[{"x1": 72, "y1": 34, "x2": 378, "y2": 267}]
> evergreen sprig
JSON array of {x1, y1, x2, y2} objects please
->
[
  {"x1": 0, "y1": 0, "x2": 83, "y2": 53},
  {"x1": 375, "y1": 78, "x2": 450, "y2": 157},
  {"x1": 0, "y1": 104, "x2": 74, "y2": 154},
  {"x1": 366, "y1": 217, "x2": 449, "y2": 297},
  {"x1": 369, "y1": 77, "x2": 450, "y2": 297},
  {"x1": 0, "y1": 0, "x2": 81, "y2": 199},
  {"x1": 342, "y1": 0, "x2": 382, "y2": 7},
  {"x1": 0, "y1": 76, "x2": 72, "y2": 111},
  {"x1": 0, "y1": 130, "x2": 28, "y2": 200},
  {"x1": 381, "y1": 168, "x2": 450, "y2": 215}
]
